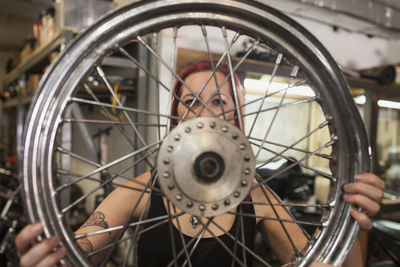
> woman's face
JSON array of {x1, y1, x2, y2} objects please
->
[{"x1": 176, "y1": 70, "x2": 236, "y2": 124}]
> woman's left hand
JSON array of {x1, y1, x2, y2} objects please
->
[{"x1": 343, "y1": 173, "x2": 385, "y2": 230}]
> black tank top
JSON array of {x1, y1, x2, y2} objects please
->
[{"x1": 137, "y1": 192, "x2": 256, "y2": 267}]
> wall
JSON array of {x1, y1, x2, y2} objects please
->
[{"x1": 291, "y1": 17, "x2": 400, "y2": 70}]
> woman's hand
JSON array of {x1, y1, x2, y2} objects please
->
[
  {"x1": 15, "y1": 222, "x2": 66, "y2": 267},
  {"x1": 343, "y1": 173, "x2": 385, "y2": 230}
]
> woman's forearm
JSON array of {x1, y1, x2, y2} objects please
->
[{"x1": 342, "y1": 239, "x2": 363, "y2": 267}]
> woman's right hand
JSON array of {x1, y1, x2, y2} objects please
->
[{"x1": 15, "y1": 222, "x2": 66, "y2": 267}]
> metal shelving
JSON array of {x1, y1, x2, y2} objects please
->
[{"x1": 2, "y1": 29, "x2": 74, "y2": 88}]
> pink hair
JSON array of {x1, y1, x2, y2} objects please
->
[{"x1": 170, "y1": 60, "x2": 245, "y2": 128}]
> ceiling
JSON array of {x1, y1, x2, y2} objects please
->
[
  {"x1": 0, "y1": 0, "x2": 53, "y2": 52},
  {"x1": 260, "y1": 0, "x2": 400, "y2": 39},
  {"x1": 1, "y1": 0, "x2": 400, "y2": 53}
]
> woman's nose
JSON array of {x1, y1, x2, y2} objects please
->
[{"x1": 198, "y1": 105, "x2": 214, "y2": 117}]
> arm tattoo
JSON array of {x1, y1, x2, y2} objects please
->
[
  {"x1": 81, "y1": 211, "x2": 111, "y2": 235},
  {"x1": 76, "y1": 237, "x2": 94, "y2": 252}
]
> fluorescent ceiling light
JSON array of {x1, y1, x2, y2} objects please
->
[
  {"x1": 354, "y1": 95, "x2": 400, "y2": 110},
  {"x1": 378, "y1": 100, "x2": 400, "y2": 109},
  {"x1": 244, "y1": 78, "x2": 315, "y2": 97},
  {"x1": 354, "y1": 95, "x2": 366, "y2": 105},
  {"x1": 245, "y1": 78, "x2": 400, "y2": 110}
]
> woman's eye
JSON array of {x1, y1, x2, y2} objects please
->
[
  {"x1": 184, "y1": 99, "x2": 195, "y2": 106},
  {"x1": 212, "y1": 98, "x2": 226, "y2": 105}
]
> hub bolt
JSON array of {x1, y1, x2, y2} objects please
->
[{"x1": 174, "y1": 134, "x2": 181, "y2": 141}]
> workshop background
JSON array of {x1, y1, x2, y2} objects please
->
[{"x1": 0, "y1": 0, "x2": 399, "y2": 266}]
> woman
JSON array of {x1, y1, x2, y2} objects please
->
[{"x1": 15, "y1": 61, "x2": 384, "y2": 266}]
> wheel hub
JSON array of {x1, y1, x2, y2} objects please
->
[
  {"x1": 157, "y1": 117, "x2": 255, "y2": 217},
  {"x1": 194, "y1": 151, "x2": 225, "y2": 183}
]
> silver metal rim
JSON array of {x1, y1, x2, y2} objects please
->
[{"x1": 19, "y1": 0, "x2": 370, "y2": 266}]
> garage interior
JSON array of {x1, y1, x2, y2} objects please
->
[{"x1": 0, "y1": 0, "x2": 399, "y2": 266}]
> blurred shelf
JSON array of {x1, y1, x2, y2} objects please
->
[
  {"x1": 2, "y1": 29, "x2": 74, "y2": 88},
  {"x1": 2, "y1": 95, "x2": 33, "y2": 109}
]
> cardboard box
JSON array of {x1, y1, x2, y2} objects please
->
[
  {"x1": 49, "y1": 51, "x2": 59, "y2": 64},
  {"x1": 20, "y1": 42, "x2": 33, "y2": 63},
  {"x1": 26, "y1": 74, "x2": 41, "y2": 95},
  {"x1": 11, "y1": 50, "x2": 21, "y2": 68}
]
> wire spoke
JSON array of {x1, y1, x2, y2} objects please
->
[
  {"x1": 56, "y1": 146, "x2": 160, "y2": 191},
  {"x1": 180, "y1": 31, "x2": 242, "y2": 122},
  {"x1": 60, "y1": 150, "x2": 161, "y2": 215},
  {"x1": 96, "y1": 66, "x2": 155, "y2": 166},
  {"x1": 130, "y1": 173, "x2": 160, "y2": 242},
  {"x1": 166, "y1": 26, "x2": 178, "y2": 133},
  {"x1": 170, "y1": 204, "x2": 192, "y2": 267},
  {"x1": 254, "y1": 67, "x2": 298, "y2": 158},
  {"x1": 118, "y1": 47, "x2": 198, "y2": 118},
  {"x1": 250, "y1": 140, "x2": 334, "y2": 180},
  {"x1": 99, "y1": 171, "x2": 158, "y2": 267},
  {"x1": 87, "y1": 235, "x2": 136, "y2": 257},
  {"x1": 80, "y1": 82, "x2": 166, "y2": 171},
  {"x1": 150, "y1": 32, "x2": 162, "y2": 141},
  {"x1": 55, "y1": 140, "x2": 162, "y2": 192},
  {"x1": 72, "y1": 95, "x2": 181, "y2": 122},
  {"x1": 254, "y1": 120, "x2": 330, "y2": 170},
  {"x1": 223, "y1": 95, "x2": 318, "y2": 123},
  {"x1": 198, "y1": 218, "x2": 246, "y2": 267},
  {"x1": 241, "y1": 201, "x2": 330, "y2": 209},
  {"x1": 206, "y1": 218, "x2": 272, "y2": 267},
  {"x1": 201, "y1": 25, "x2": 226, "y2": 121},
  {"x1": 85, "y1": 173, "x2": 159, "y2": 261},
  {"x1": 136, "y1": 211, "x2": 185, "y2": 236},
  {"x1": 226, "y1": 211, "x2": 323, "y2": 227},
  {"x1": 61, "y1": 173, "x2": 121, "y2": 214},
  {"x1": 166, "y1": 200, "x2": 179, "y2": 267},
  {"x1": 74, "y1": 214, "x2": 172, "y2": 239},
  {"x1": 179, "y1": 52, "x2": 229, "y2": 123},
  {"x1": 253, "y1": 136, "x2": 337, "y2": 191},
  {"x1": 221, "y1": 26, "x2": 243, "y2": 131},
  {"x1": 247, "y1": 79, "x2": 309, "y2": 99},
  {"x1": 249, "y1": 136, "x2": 333, "y2": 161},
  {"x1": 180, "y1": 226, "x2": 209, "y2": 267},
  {"x1": 57, "y1": 169, "x2": 157, "y2": 194},
  {"x1": 238, "y1": 206, "x2": 247, "y2": 266},
  {"x1": 82, "y1": 83, "x2": 137, "y2": 154},
  {"x1": 192, "y1": 33, "x2": 259, "y2": 122},
  {"x1": 256, "y1": 176, "x2": 302, "y2": 256},
  {"x1": 247, "y1": 54, "x2": 284, "y2": 137},
  {"x1": 136, "y1": 36, "x2": 217, "y2": 117},
  {"x1": 233, "y1": 79, "x2": 309, "y2": 112},
  {"x1": 122, "y1": 236, "x2": 135, "y2": 267},
  {"x1": 62, "y1": 118, "x2": 167, "y2": 127}
]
